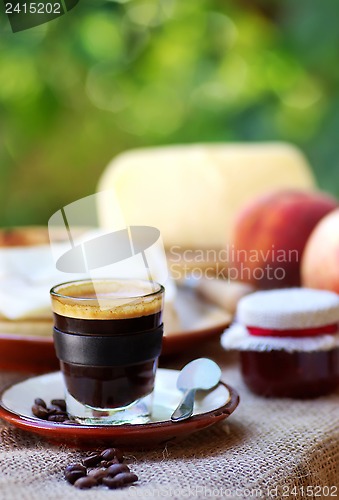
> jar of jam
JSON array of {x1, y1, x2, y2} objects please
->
[{"x1": 221, "y1": 288, "x2": 339, "y2": 398}]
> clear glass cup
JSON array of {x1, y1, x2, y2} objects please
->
[{"x1": 50, "y1": 279, "x2": 164, "y2": 425}]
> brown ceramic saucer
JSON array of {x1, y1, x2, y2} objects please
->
[{"x1": 0, "y1": 369, "x2": 239, "y2": 449}]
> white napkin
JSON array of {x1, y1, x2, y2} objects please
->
[
  {"x1": 0, "y1": 233, "x2": 175, "y2": 320},
  {"x1": 0, "y1": 244, "x2": 85, "y2": 319}
]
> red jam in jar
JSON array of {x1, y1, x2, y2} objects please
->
[
  {"x1": 240, "y1": 348, "x2": 339, "y2": 398},
  {"x1": 221, "y1": 288, "x2": 339, "y2": 398}
]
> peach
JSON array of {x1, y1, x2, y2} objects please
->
[
  {"x1": 301, "y1": 208, "x2": 339, "y2": 293},
  {"x1": 229, "y1": 190, "x2": 338, "y2": 288}
]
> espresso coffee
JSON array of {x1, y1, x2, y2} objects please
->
[
  {"x1": 54, "y1": 312, "x2": 161, "y2": 409},
  {"x1": 51, "y1": 280, "x2": 164, "y2": 415},
  {"x1": 60, "y1": 359, "x2": 156, "y2": 409}
]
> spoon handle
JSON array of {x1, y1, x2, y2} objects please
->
[{"x1": 171, "y1": 389, "x2": 196, "y2": 422}]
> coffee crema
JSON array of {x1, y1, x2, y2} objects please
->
[{"x1": 51, "y1": 279, "x2": 163, "y2": 320}]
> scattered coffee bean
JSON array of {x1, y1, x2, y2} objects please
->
[
  {"x1": 34, "y1": 398, "x2": 47, "y2": 408},
  {"x1": 102, "y1": 472, "x2": 138, "y2": 489},
  {"x1": 63, "y1": 447, "x2": 139, "y2": 490},
  {"x1": 45, "y1": 408, "x2": 57, "y2": 417},
  {"x1": 64, "y1": 464, "x2": 87, "y2": 485},
  {"x1": 87, "y1": 467, "x2": 108, "y2": 483},
  {"x1": 48, "y1": 414, "x2": 68, "y2": 423},
  {"x1": 32, "y1": 404, "x2": 49, "y2": 419},
  {"x1": 32, "y1": 400, "x2": 140, "y2": 489},
  {"x1": 48, "y1": 408, "x2": 67, "y2": 416},
  {"x1": 65, "y1": 469, "x2": 87, "y2": 485},
  {"x1": 31, "y1": 397, "x2": 79, "y2": 425},
  {"x1": 65, "y1": 464, "x2": 86, "y2": 475},
  {"x1": 51, "y1": 399, "x2": 67, "y2": 411},
  {"x1": 82, "y1": 453, "x2": 102, "y2": 468},
  {"x1": 100, "y1": 458, "x2": 119, "y2": 468},
  {"x1": 100, "y1": 447, "x2": 123, "y2": 462},
  {"x1": 103, "y1": 447, "x2": 124, "y2": 462},
  {"x1": 87, "y1": 466, "x2": 106, "y2": 476},
  {"x1": 106, "y1": 463, "x2": 130, "y2": 477},
  {"x1": 74, "y1": 477, "x2": 98, "y2": 489}
]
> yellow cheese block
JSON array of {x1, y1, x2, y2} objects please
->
[{"x1": 97, "y1": 143, "x2": 315, "y2": 249}]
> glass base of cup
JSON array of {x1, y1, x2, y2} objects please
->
[{"x1": 65, "y1": 391, "x2": 153, "y2": 425}]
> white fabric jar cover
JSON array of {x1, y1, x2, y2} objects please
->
[{"x1": 221, "y1": 288, "x2": 339, "y2": 353}]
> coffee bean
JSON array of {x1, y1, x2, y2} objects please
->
[
  {"x1": 102, "y1": 472, "x2": 138, "y2": 489},
  {"x1": 74, "y1": 476, "x2": 98, "y2": 489},
  {"x1": 48, "y1": 414, "x2": 68, "y2": 422},
  {"x1": 82, "y1": 454, "x2": 102, "y2": 468},
  {"x1": 106, "y1": 463, "x2": 130, "y2": 477},
  {"x1": 45, "y1": 408, "x2": 56, "y2": 416},
  {"x1": 87, "y1": 467, "x2": 108, "y2": 483},
  {"x1": 100, "y1": 458, "x2": 119, "y2": 468},
  {"x1": 65, "y1": 464, "x2": 86, "y2": 475},
  {"x1": 101, "y1": 447, "x2": 124, "y2": 462},
  {"x1": 34, "y1": 398, "x2": 47, "y2": 408},
  {"x1": 51, "y1": 399, "x2": 67, "y2": 412},
  {"x1": 32, "y1": 397, "x2": 73, "y2": 425},
  {"x1": 65, "y1": 469, "x2": 87, "y2": 485},
  {"x1": 48, "y1": 408, "x2": 67, "y2": 416},
  {"x1": 48, "y1": 410, "x2": 69, "y2": 420},
  {"x1": 100, "y1": 448, "x2": 117, "y2": 461},
  {"x1": 32, "y1": 404, "x2": 49, "y2": 419},
  {"x1": 88, "y1": 467, "x2": 106, "y2": 476},
  {"x1": 63, "y1": 447, "x2": 137, "y2": 490}
]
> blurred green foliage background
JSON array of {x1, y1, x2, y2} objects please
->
[{"x1": 0, "y1": 0, "x2": 339, "y2": 225}]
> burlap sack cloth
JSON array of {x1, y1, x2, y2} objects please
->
[{"x1": 0, "y1": 340, "x2": 338, "y2": 500}]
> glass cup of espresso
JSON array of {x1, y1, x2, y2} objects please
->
[{"x1": 50, "y1": 279, "x2": 164, "y2": 425}]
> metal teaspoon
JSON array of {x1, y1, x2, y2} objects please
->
[{"x1": 171, "y1": 358, "x2": 222, "y2": 422}]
